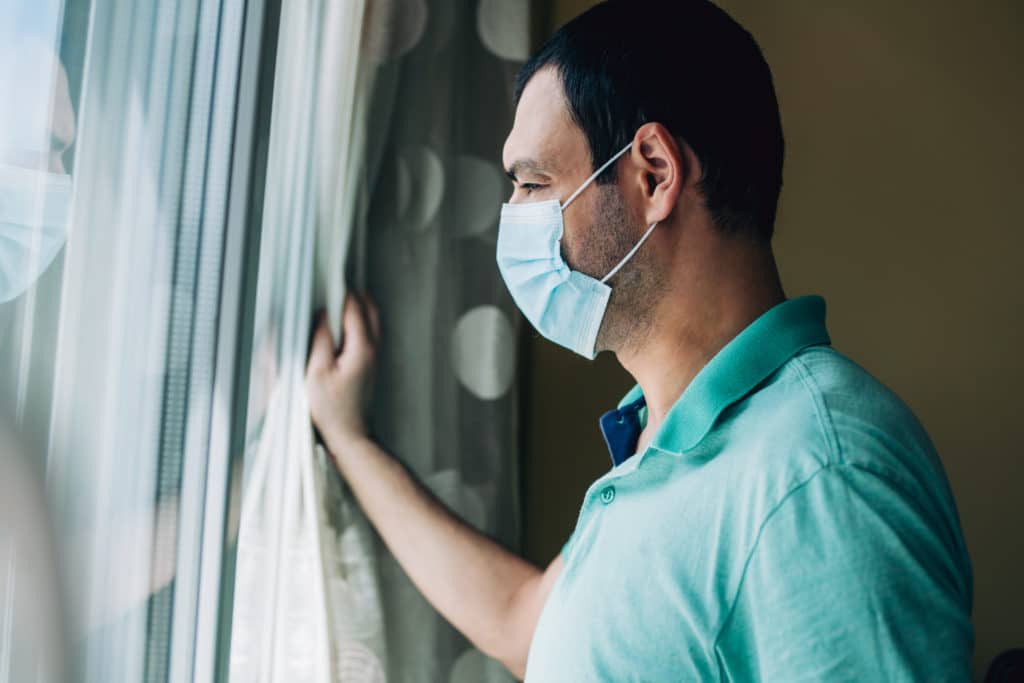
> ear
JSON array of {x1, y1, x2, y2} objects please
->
[{"x1": 628, "y1": 122, "x2": 692, "y2": 225}]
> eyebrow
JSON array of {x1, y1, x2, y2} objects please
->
[{"x1": 505, "y1": 158, "x2": 556, "y2": 182}]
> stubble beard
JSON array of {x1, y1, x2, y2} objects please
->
[{"x1": 578, "y1": 184, "x2": 664, "y2": 356}]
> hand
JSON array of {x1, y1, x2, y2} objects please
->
[{"x1": 306, "y1": 290, "x2": 380, "y2": 448}]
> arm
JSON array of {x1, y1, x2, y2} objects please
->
[{"x1": 306, "y1": 292, "x2": 562, "y2": 679}]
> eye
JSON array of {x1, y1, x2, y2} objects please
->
[{"x1": 521, "y1": 183, "x2": 546, "y2": 194}]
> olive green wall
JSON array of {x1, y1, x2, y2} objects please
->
[{"x1": 520, "y1": 1, "x2": 1023, "y2": 678}]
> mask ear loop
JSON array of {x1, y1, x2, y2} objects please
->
[
  {"x1": 561, "y1": 141, "x2": 634, "y2": 210},
  {"x1": 600, "y1": 221, "x2": 659, "y2": 284}
]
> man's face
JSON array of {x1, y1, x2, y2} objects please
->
[
  {"x1": 501, "y1": 67, "x2": 664, "y2": 352},
  {"x1": 503, "y1": 68, "x2": 637, "y2": 278}
]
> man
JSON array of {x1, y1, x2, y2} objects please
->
[{"x1": 306, "y1": 0, "x2": 973, "y2": 679}]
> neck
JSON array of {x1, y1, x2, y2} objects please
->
[{"x1": 615, "y1": 236, "x2": 785, "y2": 431}]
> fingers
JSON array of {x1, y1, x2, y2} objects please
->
[
  {"x1": 307, "y1": 309, "x2": 336, "y2": 373},
  {"x1": 307, "y1": 290, "x2": 379, "y2": 378}
]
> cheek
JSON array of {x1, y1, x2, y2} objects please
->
[
  {"x1": 558, "y1": 232, "x2": 579, "y2": 269},
  {"x1": 558, "y1": 204, "x2": 590, "y2": 269}
]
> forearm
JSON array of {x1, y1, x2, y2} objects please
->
[{"x1": 324, "y1": 430, "x2": 541, "y2": 663}]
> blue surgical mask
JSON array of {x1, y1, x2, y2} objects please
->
[
  {"x1": 0, "y1": 163, "x2": 72, "y2": 303},
  {"x1": 496, "y1": 142, "x2": 659, "y2": 359}
]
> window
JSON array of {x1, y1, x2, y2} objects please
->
[{"x1": 0, "y1": 0, "x2": 277, "y2": 680}]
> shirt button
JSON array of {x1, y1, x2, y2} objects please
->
[{"x1": 600, "y1": 486, "x2": 616, "y2": 504}]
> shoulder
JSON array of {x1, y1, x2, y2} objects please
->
[
  {"x1": 720, "y1": 345, "x2": 972, "y2": 598},
  {"x1": 776, "y1": 345, "x2": 959, "y2": 517},
  {"x1": 709, "y1": 344, "x2": 967, "y2": 560},
  {"x1": 741, "y1": 344, "x2": 941, "y2": 476}
]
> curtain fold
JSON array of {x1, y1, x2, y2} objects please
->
[
  {"x1": 362, "y1": 2, "x2": 528, "y2": 680},
  {"x1": 231, "y1": 0, "x2": 529, "y2": 680},
  {"x1": 229, "y1": 1, "x2": 389, "y2": 681}
]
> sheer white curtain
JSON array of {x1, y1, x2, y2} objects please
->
[{"x1": 228, "y1": 1, "x2": 387, "y2": 681}]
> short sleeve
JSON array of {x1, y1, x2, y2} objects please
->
[{"x1": 714, "y1": 465, "x2": 972, "y2": 682}]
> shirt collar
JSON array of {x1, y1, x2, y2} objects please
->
[{"x1": 602, "y1": 296, "x2": 831, "y2": 463}]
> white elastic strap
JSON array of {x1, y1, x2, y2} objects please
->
[
  {"x1": 561, "y1": 141, "x2": 634, "y2": 210},
  {"x1": 600, "y1": 221, "x2": 659, "y2": 284}
]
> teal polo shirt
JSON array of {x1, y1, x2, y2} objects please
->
[{"x1": 523, "y1": 296, "x2": 973, "y2": 682}]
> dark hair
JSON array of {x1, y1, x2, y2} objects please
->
[{"x1": 515, "y1": 0, "x2": 785, "y2": 242}]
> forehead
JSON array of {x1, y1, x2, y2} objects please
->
[{"x1": 502, "y1": 67, "x2": 588, "y2": 176}]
